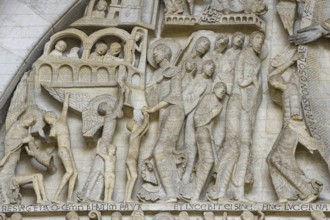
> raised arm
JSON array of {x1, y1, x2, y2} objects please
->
[{"x1": 60, "y1": 91, "x2": 70, "y2": 121}]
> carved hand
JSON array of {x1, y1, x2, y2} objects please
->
[
  {"x1": 289, "y1": 25, "x2": 330, "y2": 45},
  {"x1": 22, "y1": 135, "x2": 34, "y2": 144}
]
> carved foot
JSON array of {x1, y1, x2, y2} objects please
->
[
  {"x1": 36, "y1": 200, "x2": 51, "y2": 204},
  {"x1": 156, "y1": 197, "x2": 177, "y2": 203},
  {"x1": 277, "y1": 199, "x2": 289, "y2": 203},
  {"x1": 217, "y1": 197, "x2": 234, "y2": 203},
  {"x1": 51, "y1": 200, "x2": 62, "y2": 204}
]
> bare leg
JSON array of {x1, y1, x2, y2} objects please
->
[
  {"x1": 16, "y1": 174, "x2": 49, "y2": 204},
  {"x1": 53, "y1": 148, "x2": 76, "y2": 203},
  {"x1": 125, "y1": 160, "x2": 138, "y2": 202},
  {"x1": 67, "y1": 166, "x2": 78, "y2": 203},
  {"x1": 104, "y1": 174, "x2": 115, "y2": 203}
]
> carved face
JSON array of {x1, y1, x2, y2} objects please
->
[
  {"x1": 112, "y1": 212, "x2": 122, "y2": 220},
  {"x1": 21, "y1": 115, "x2": 36, "y2": 127},
  {"x1": 251, "y1": 32, "x2": 265, "y2": 54},
  {"x1": 135, "y1": 31, "x2": 143, "y2": 41},
  {"x1": 44, "y1": 112, "x2": 57, "y2": 125},
  {"x1": 215, "y1": 35, "x2": 229, "y2": 52},
  {"x1": 96, "y1": 43, "x2": 108, "y2": 55},
  {"x1": 202, "y1": 61, "x2": 215, "y2": 78},
  {"x1": 185, "y1": 60, "x2": 196, "y2": 72},
  {"x1": 55, "y1": 40, "x2": 67, "y2": 52},
  {"x1": 96, "y1": 0, "x2": 107, "y2": 11},
  {"x1": 110, "y1": 43, "x2": 121, "y2": 56},
  {"x1": 214, "y1": 83, "x2": 226, "y2": 99},
  {"x1": 232, "y1": 33, "x2": 244, "y2": 48},
  {"x1": 153, "y1": 44, "x2": 171, "y2": 65},
  {"x1": 195, "y1": 37, "x2": 211, "y2": 56},
  {"x1": 11, "y1": 213, "x2": 23, "y2": 220}
]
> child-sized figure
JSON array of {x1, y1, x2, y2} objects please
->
[
  {"x1": 124, "y1": 108, "x2": 150, "y2": 202},
  {"x1": 97, "y1": 143, "x2": 117, "y2": 203}
]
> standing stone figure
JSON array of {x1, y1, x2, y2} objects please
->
[
  {"x1": 97, "y1": 143, "x2": 116, "y2": 202},
  {"x1": 181, "y1": 60, "x2": 215, "y2": 185},
  {"x1": 208, "y1": 31, "x2": 265, "y2": 201},
  {"x1": 208, "y1": 33, "x2": 229, "y2": 76},
  {"x1": 44, "y1": 92, "x2": 78, "y2": 203},
  {"x1": 144, "y1": 51, "x2": 185, "y2": 202},
  {"x1": 124, "y1": 108, "x2": 150, "y2": 202},
  {"x1": 214, "y1": 32, "x2": 245, "y2": 94},
  {"x1": 267, "y1": 53, "x2": 323, "y2": 203},
  {"x1": 0, "y1": 113, "x2": 49, "y2": 204},
  {"x1": 180, "y1": 82, "x2": 226, "y2": 201}
]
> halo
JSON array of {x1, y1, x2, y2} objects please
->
[{"x1": 147, "y1": 38, "x2": 182, "y2": 69}]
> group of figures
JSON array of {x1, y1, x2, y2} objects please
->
[
  {"x1": 163, "y1": 0, "x2": 267, "y2": 16},
  {"x1": 4, "y1": 1, "x2": 330, "y2": 220}
]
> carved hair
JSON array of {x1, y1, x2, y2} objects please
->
[
  {"x1": 213, "y1": 81, "x2": 227, "y2": 92},
  {"x1": 193, "y1": 36, "x2": 211, "y2": 53},
  {"x1": 112, "y1": 212, "x2": 122, "y2": 220},
  {"x1": 249, "y1": 31, "x2": 265, "y2": 46},
  {"x1": 154, "y1": 44, "x2": 172, "y2": 61},
  {"x1": 241, "y1": 211, "x2": 254, "y2": 220},
  {"x1": 202, "y1": 59, "x2": 215, "y2": 68},
  {"x1": 216, "y1": 34, "x2": 229, "y2": 44}
]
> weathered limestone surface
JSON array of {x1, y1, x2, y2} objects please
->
[{"x1": 0, "y1": 0, "x2": 330, "y2": 219}]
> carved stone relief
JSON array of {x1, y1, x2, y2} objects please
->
[{"x1": 3, "y1": 0, "x2": 330, "y2": 219}]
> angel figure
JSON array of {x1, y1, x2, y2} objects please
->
[
  {"x1": 144, "y1": 50, "x2": 185, "y2": 203},
  {"x1": 44, "y1": 91, "x2": 78, "y2": 203},
  {"x1": 124, "y1": 108, "x2": 149, "y2": 202},
  {"x1": 267, "y1": 53, "x2": 323, "y2": 203}
]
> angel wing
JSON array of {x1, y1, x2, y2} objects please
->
[
  {"x1": 5, "y1": 73, "x2": 28, "y2": 131},
  {"x1": 42, "y1": 85, "x2": 91, "y2": 112},
  {"x1": 276, "y1": 1, "x2": 297, "y2": 35}
]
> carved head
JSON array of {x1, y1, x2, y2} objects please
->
[
  {"x1": 202, "y1": 60, "x2": 215, "y2": 78},
  {"x1": 153, "y1": 44, "x2": 172, "y2": 65},
  {"x1": 112, "y1": 212, "x2": 122, "y2": 220},
  {"x1": 126, "y1": 119, "x2": 137, "y2": 132},
  {"x1": 55, "y1": 40, "x2": 67, "y2": 53},
  {"x1": 20, "y1": 113, "x2": 37, "y2": 128},
  {"x1": 215, "y1": 34, "x2": 229, "y2": 52},
  {"x1": 97, "y1": 102, "x2": 109, "y2": 116},
  {"x1": 214, "y1": 81, "x2": 227, "y2": 99},
  {"x1": 96, "y1": 0, "x2": 107, "y2": 11},
  {"x1": 249, "y1": 31, "x2": 265, "y2": 54},
  {"x1": 241, "y1": 211, "x2": 254, "y2": 220},
  {"x1": 184, "y1": 59, "x2": 197, "y2": 73},
  {"x1": 194, "y1": 37, "x2": 211, "y2": 56},
  {"x1": 232, "y1": 32, "x2": 245, "y2": 49},
  {"x1": 70, "y1": 47, "x2": 80, "y2": 54},
  {"x1": 109, "y1": 42, "x2": 121, "y2": 56},
  {"x1": 135, "y1": 31, "x2": 144, "y2": 42},
  {"x1": 66, "y1": 211, "x2": 79, "y2": 220},
  {"x1": 203, "y1": 212, "x2": 214, "y2": 220},
  {"x1": 311, "y1": 211, "x2": 326, "y2": 220},
  {"x1": 11, "y1": 213, "x2": 23, "y2": 220},
  {"x1": 44, "y1": 111, "x2": 58, "y2": 125},
  {"x1": 95, "y1": 43, "x2": 108, "y2": 55}
]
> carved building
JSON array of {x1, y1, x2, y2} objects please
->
[{"x1": 0, "y1": 0, "x2": 330, "y2": 219}]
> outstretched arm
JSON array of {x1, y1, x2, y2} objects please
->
[
  {"x1": 60, "y1": 91, "x2": 70, "y2": 121},
  {"x1": 145, "y1": 101, "x2": 169, "y2": 114},
  {"x1": 289, "y1": 21, "x2": 330, "y2": 45}
]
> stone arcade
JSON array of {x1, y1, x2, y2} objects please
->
[{"x1": 1, "y1": 0, "x2": 330, "y2": 219}]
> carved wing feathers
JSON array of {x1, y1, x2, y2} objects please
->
[
  {"x1": 276, "y1": 1, "x2": 297, "y2": 36},
  {"x1": 5, "y1": 73, "x2": 28, "y2": 131}
]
